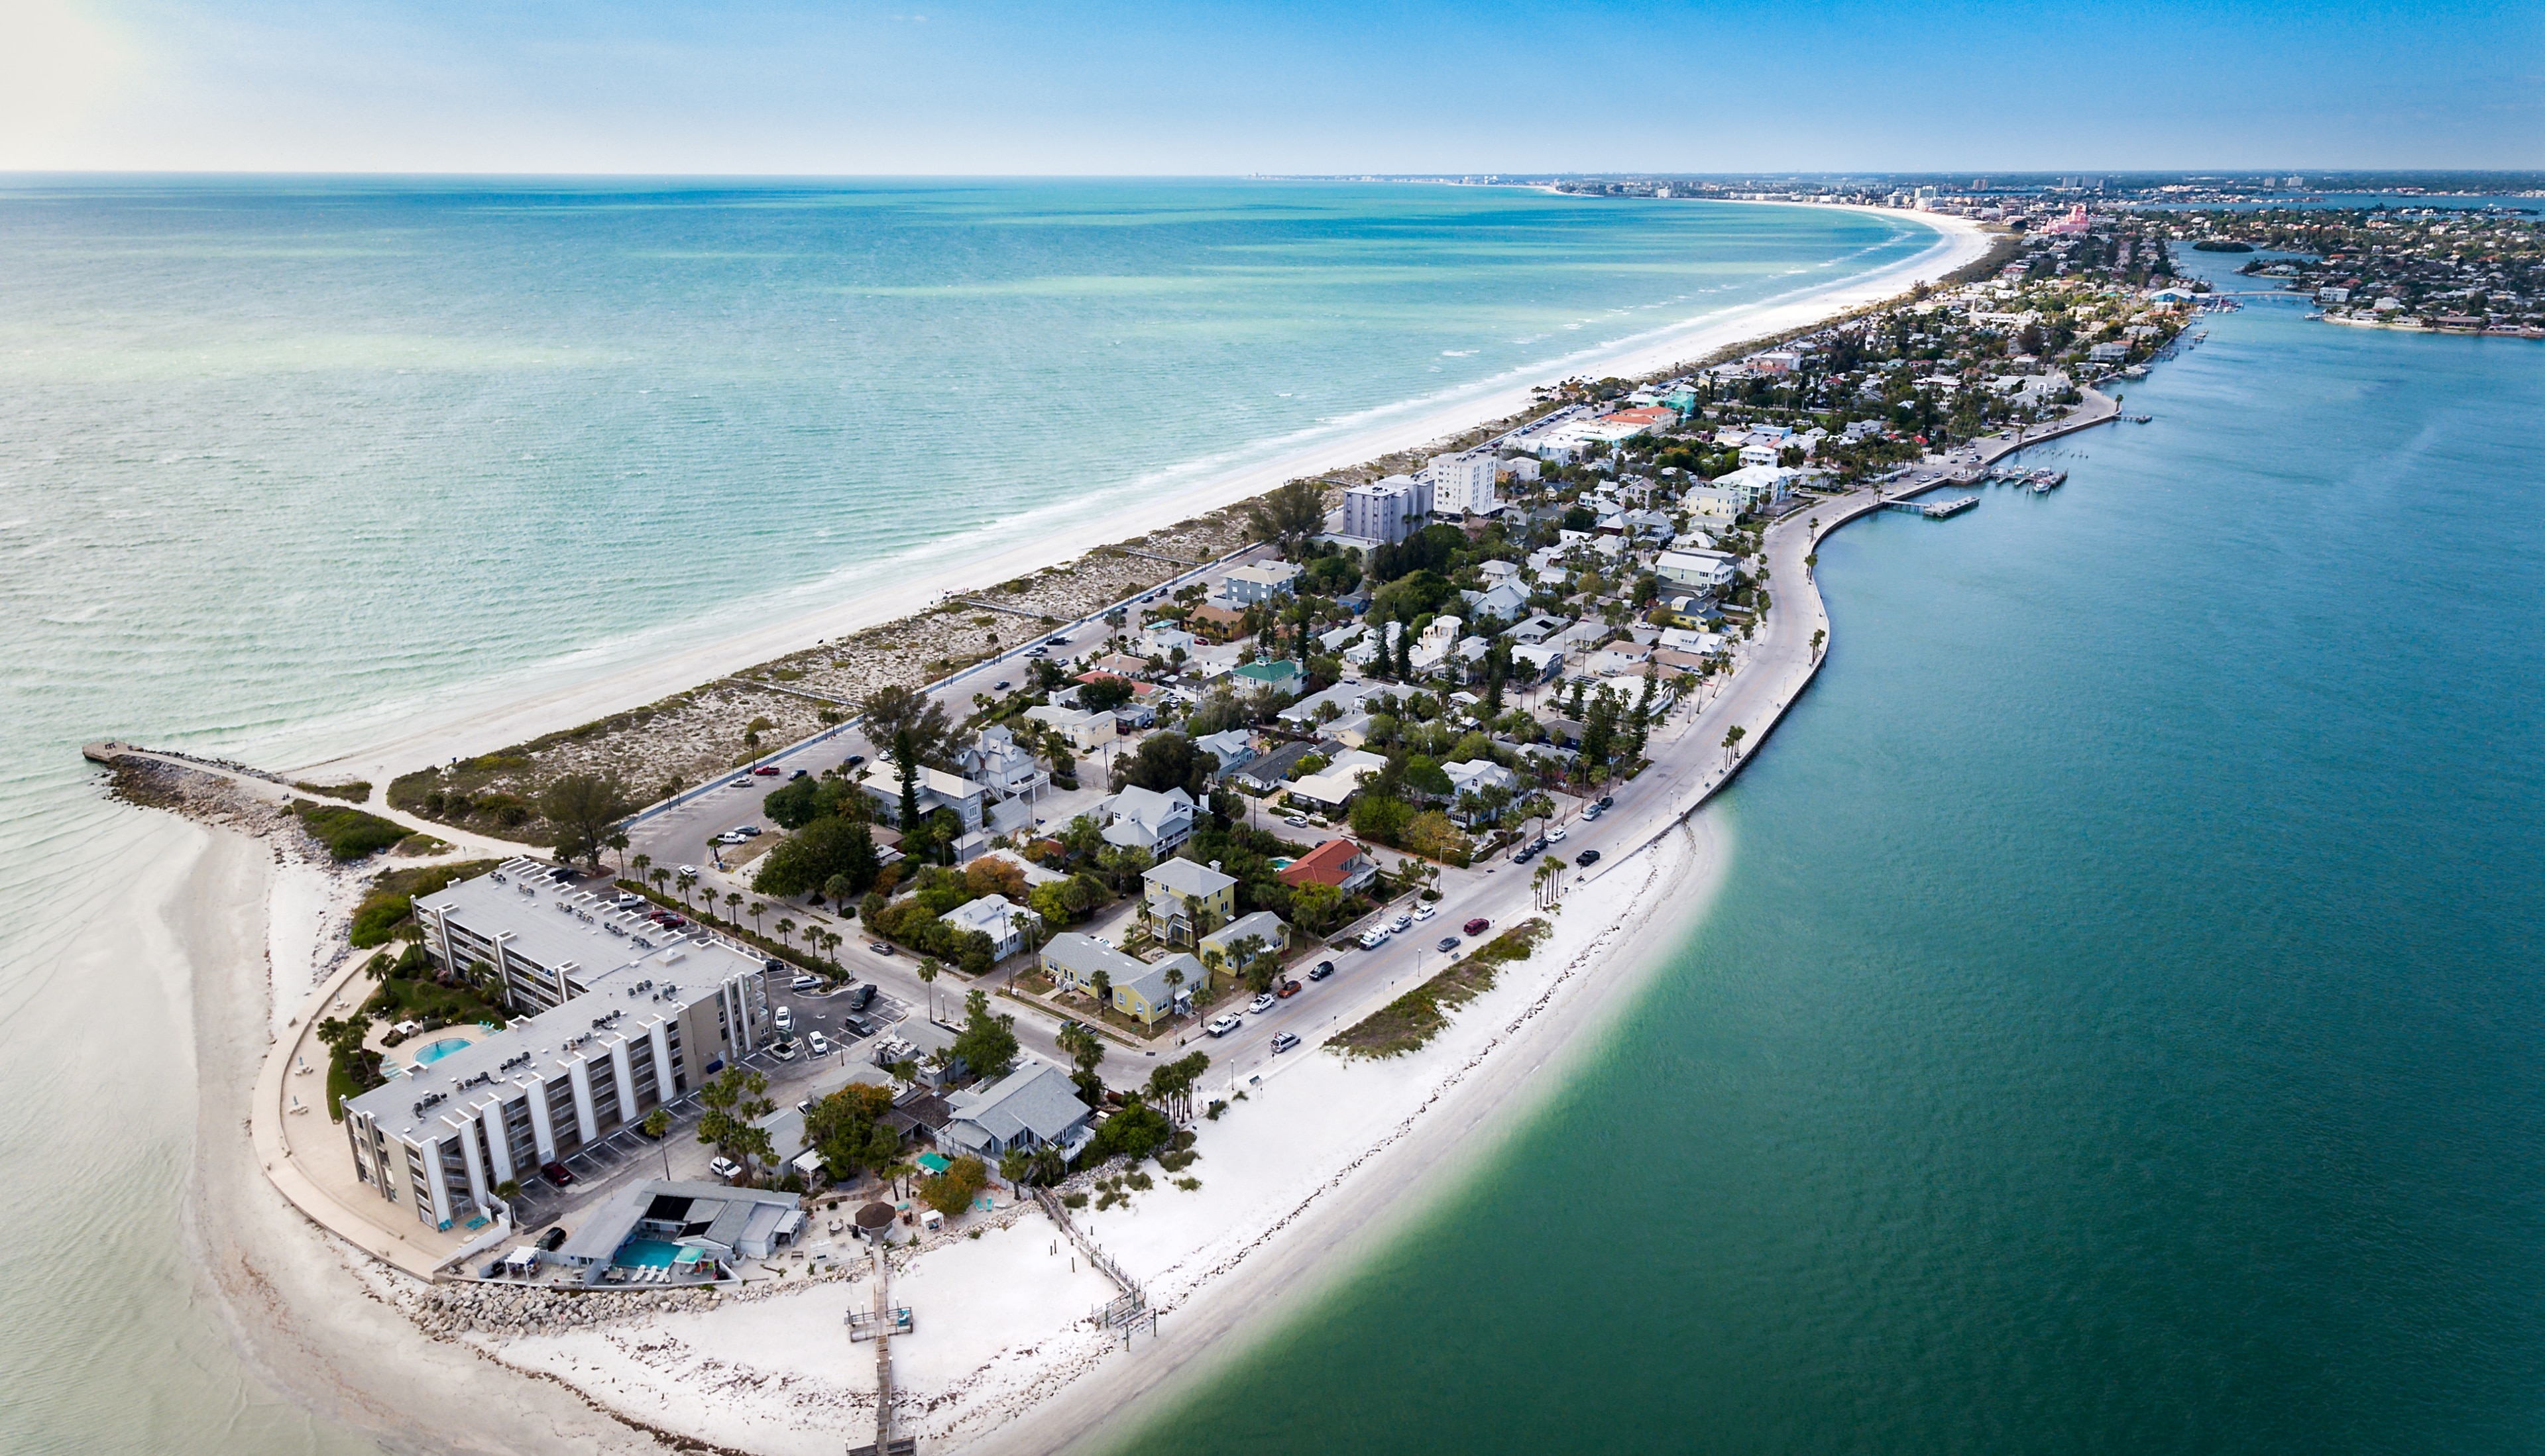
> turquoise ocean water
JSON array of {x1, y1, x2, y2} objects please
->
[
  {"x1": 1115, "y1": 256, "x2": 2545, "y2": 1451},
  {"x1": 0, "y1": 180, "x2": 1936, "y2": 1453}
]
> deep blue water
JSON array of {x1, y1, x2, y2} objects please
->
[{"x1": 1114, "y1": 257, "x2": 2545, "y2": 1451}]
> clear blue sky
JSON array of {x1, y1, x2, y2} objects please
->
[{"x1": 6, "y1": 0, "x2": 2539, "y2": 173}]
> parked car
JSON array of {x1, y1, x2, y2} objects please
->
[
  {"x1": 796, "y1": 1097, "x2": 815, "y2": 1116},
  {"x1": 1436, "y1": 936, "x2": 1459, "y2": 953},
  {"x1": 1283, "y1": 814, "x2": 1308, "y2": 827},
  {"x1": 708, "y1": 1156, "x2": 743, "y2": 1182},
  {"x1": 1512, "y1": 847, "x2": 1536, "y2": 865},
  {"x1": 845, "y1": 754, "x2": 867, "y2": 768},
  {"x1": 841, "y1": 1015, "x2": 876, "y2": 1038},
  {"x1": 714, "y1": 831, "x2": 745, "y2": 845},
  {"x1": 807, "y1": 1031, "x2": 833, "y2": 1056},
  {"x1": 1412, "y1": 905, "x2": 1436, "y2": 922},
  {"x1": 612, "y1": 893, "x2": 644, "y2": 909},
  {"x1": 728, "y1": 777, "x2": 751, "y2": 789},
  {"x1": 773, "y1": 1007, "x2": 793, "y2": 1032},
  {"x1": 1025, "y1": 647, "x2": 1047, "y2": 658},
  {"x1": 848, "y1": 984, "x2": 877, "y2": 1011},
  {"x1": 1270, "y1": 1032, "x2": 1300, "y2": 1054},
  {"x1": 770, "y1": 1038, "x2": 799, "y2": 1060},
  {"x1": 540, "y1": 1160, "x2": 574, "y2": 1187},
  {"x1": 868, "y1": 940, "x2": 896, "y2": 956},
  {"x1": 677, "y1": 864, "x2": 700, "y2": 877},
  {"x1": 1547, "y1": 826, "x2": 1567, "y2": 842},
  {"x1": 1597, "y1": 794, "x2": 1614, "y2": 810},
  {"x1": 789, "y1": 975, "x2": 823, "y2": 993},
  {"x1": 539, "y1": 1226, "x2": 569, "y2": 1252},
  {"x1": 752, "y1": 765, "x2": 781, "y2": 776},
  {"x1": 1357, "y1": 928, "x2": 1390, "y2": 950},
  {"x1": 994, "y1": 680, "x2": 1011, "y2": 691},
  {"x1": 1276, "y1": 980, "x2": 1302, "y2": 999},
  {"x1": 1045, "y1": 635, "x2": 1069, "y2": 646},
  {"x1": 1206, "y1": 1013, "x2": 1241, "y2": 1038},
  {"x1": 1583, "y1": 804, "x2": 1603, "y2": 821},
  {"x1": 1309, "y1": 960, "x2": 1335, "y2": 980},
  {"x1": 789, "y1": 768, "x2": 808, "y2": 779},
  {"x1": 1249, "y1": 992, "x2": 1276, "y2": 1014},
  {"x1": 1575, "y1": 849, "x2": 1601, "y2": 867}
]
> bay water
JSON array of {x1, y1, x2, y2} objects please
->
[
  {"x1": 1113, "y1": 260, "x2": 2545, "y2": 1450},
  {"x1": 0, "y1": 180, "x2": 1934, "y2": 1453}
]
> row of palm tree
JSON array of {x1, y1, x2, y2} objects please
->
[{"x1": 623, "y1": 852, "x2": 848, "y2": 970}]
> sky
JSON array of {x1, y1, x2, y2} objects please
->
[{"x1": 2, "y1": 0, "x2": 2539, "y2": 174}]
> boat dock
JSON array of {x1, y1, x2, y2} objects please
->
[{"x1": 1884, "y1": 495, "x2": 1978, "y2": 520}]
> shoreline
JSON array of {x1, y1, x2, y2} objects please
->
[
  {"x1": 290, "y1": 205, "x2": 1990, "y2": 791},
  {"x1": 158, "y1": 204, "x2": 1991, "y2": 1453}
]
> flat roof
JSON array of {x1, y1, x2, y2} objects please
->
[
  {"x1": 421, "y1": 858, "x2": 678, "y2": 980},
  {"x1": 353, "y1": 864, "x2": 766, "y2": 1145}
]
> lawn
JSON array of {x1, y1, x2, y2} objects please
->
[{"x1": 1331, "y1": 919, "x2": 1548, "y2": 1059}]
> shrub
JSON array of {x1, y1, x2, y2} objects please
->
[{"x1": 292, "y1": 801, "x2": 409, "y2": 862}]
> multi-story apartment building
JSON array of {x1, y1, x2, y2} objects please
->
[{"x1": 344, "y1": 861, "x2": 772, "y2": 1231}]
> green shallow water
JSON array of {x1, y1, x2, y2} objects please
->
[{"x1": 1113, "y1": 265, "x2": 2545, "y2": 1451}]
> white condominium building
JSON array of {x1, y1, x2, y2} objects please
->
[
  {"x1": 1340, "y1": 473, "x2": 1431, "y2": 544},
  {"x1": 1423, "y1": 451, "x2": 1501, "y2": 517},
  {"x1": 345, "y1": 861, "x2": 773, "y2": 1231}
]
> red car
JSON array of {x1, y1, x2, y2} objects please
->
[
  {"x1": 1463, "y1": 917, "x2": 1491, "y2": 936},
  {"x1": 752, "y1": 765, "x2": 781, "y2": 776},
  {"x1": 1276, "y1": 980, "x2": 1302, "y2": 999}
]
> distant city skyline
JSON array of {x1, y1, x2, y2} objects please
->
[{"x1": 3, "y1": 0, "x2": 2539, "y2": 175}]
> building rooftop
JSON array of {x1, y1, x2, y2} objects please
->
[{"x1": 1144, "y1": 857, "x2": 1237, "y2": 899}]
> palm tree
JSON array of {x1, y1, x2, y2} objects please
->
[
  {"x1": 607, "y1": 832, "x2": 630, "y2": 873},
  {"x1": 822, "y1": 930, "x2": 844, "y2": 965},
  {"x1": 748, "y1": 901, "x2": 767, "y2": 935},
  {"x1": 632, "y1": 853, "x2": 651, "y2": 885},
  {"x1": 1809, "y1": 628, "x2": 1826, "y2": 663},
  {"x1": 1162, "y1": 965, "x2": 1185, "y2": 1020},
  {"x1": 650, "y1": 867, "x2": 671, "y2": 897},
  {"x1": 724, "y1": 891, "x2": 742, "y2": 925},
  {"x1": 775, "y1": 917, "x2": 795, "y2": 950},
  {"x1": 917, "y1": 958, "x2": 940, "y2": 1019},
  {"x1": 675, "y1": 870, "x2": 697, "y2": 907},
  {"x1": 1721, "y1": 724, "x2": 1746, "y2": 767}
]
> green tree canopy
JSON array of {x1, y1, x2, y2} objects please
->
[{"x1": 540, "y1": 772, "x2": 634, "y2": 868}]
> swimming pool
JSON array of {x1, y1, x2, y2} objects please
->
[
  {"x1": 412, "y1": 1036, "x2": 471, "y2": 1066},
  {"x1": 616, "y1": 1239, "x2": 683, "y2": 1268}
]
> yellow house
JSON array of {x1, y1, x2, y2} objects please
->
[
  {"x1": 1198, "y1": 911, "x2": 1292, "y2": 978},
  {"x1": 1140, "y1": 859, "x2": 1237, "y2": 946}
]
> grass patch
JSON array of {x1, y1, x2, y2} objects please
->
[
  {"x1": 292, "y1": 780, "x2": 372, "y2": 802},
  {"x1": 349, "y1": 858, "x2": 499, "y2": 948},
  {"x1": 292, "y1": 801, "x2": 410, "y2": 862},
  {"x1": 1331, "y1": 919, "x2": 1550, "y2": 1059},
  {"x1": 363, "y1": 965, "x2": 510, "y2": 1031}
]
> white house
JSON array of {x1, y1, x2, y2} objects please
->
[
  {"x1": 1510, "y1": 643, "x2": 1566, "y2": 683},
  {"x1": 1286, "y1": 748, "x2": 1388, "y2": 811},
  {"x1": 1142, "y1": 624, "x2": 1200, "y2": 657},
  {"x1": 943, "y1": 894, "x2": 1035, "y2": 962},
  {"x1": 1442, "y1": 758, "x2": 1518, "y2": 801},
  {"x1": 1023, "y1": 704, "x2": 1117, "y2": 754},
  {"x1": 1707, "y1": 465, "x2": 1797, "y2": 510},
  {"x1": 1098, "y1": 785, "x2": 1198, "y2": 854},
  {"x1": 1655, "y1": 547, "x2": 1739, "y2": 596},
  {"x1": 1461, "y1": 581, "x2": 1530, "y2": 624},
  {"x1": 859, "y1": 761, "x2": 988, "y2": 831},
  {"x1": 958, "y1": 726, "x2": 1048, "y2": 799}
]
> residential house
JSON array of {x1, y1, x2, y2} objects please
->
[
  {"x1": 1475, "y1": 559, "x2": 1521, "y2": 588},
  {"x1": 1708, "y1": 465, "x2": 1797, "y2": 510},
  {"x1": 1142, "y1": 623, "x2": 1200, "y2": 658},
  {"x1": 1276, "y1": 838, "x2": 1380, "y2": 894},
  {"x1": 1227, "y1": 739, "x2": 1320, "y2": 796},
  {"x1": 1442, "y1": 758, "x2": 1518, "y2": 801},
  {"x1": 958, "y1": 726, "x2": 1048, "y2": 799},
  {"x1": 1098, "y1": 785, "x2": 1197, "y2": 856},
  {"x1": 1286, "y1": 748, "x2": 1388, "y2": 812},
  {"x1": 1221, "y1": 560, "x2": 1302, "y2": 606},
  {"x1": 858, "y1": 761, "x2": 988, "y2": 832},
  {"x1": 1198, "y1": 911, "x2": 1292, "y2": 979},
  {"x1": 1509, "y1": 643, "x2": 1566, "y2": 683},
  {"x1": 1231, "y1": 658, "x2": 1302, "y2": 692},
  {"x1": 1278, "y1": 679, "x2": 1382, "y2": 729},
  {"x1": 1192, "y1": 729, "x2": 1257, "y2": 781},
  {"x1": 1112, "y1": 954, "x2": 1202, "y2": 1027},
  {"x1": 1461, "y1": 581, "x2": 1530, "y2": 624},
  {"x1": 1140, "y1": 858, "x2": 1239, "y2": 946},
  {"x1": 943, "y1": 894, "x2": 1035, "y2": 962},
  {"x1": 1508, "y1": 613, "x2": 1569, "y2": 647},
  {"x1": 940, "y1": 1065, "x2": 1092, "y2": 1161},
  {"x1": 1655, "y1": 547, "x2": 1739, "y2": 596},
  {"x1": 1589, "y1": 641, "x2": 1655, "y2": 677},
  {"x1": 1040, "y1": 932, "x2": 1149, "y2": 995},
  {"x1": 1023, "y1": 704, "x2": 1117, "y2": 754}
]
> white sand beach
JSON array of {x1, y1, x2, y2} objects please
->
[
  {"x1": 293, "y1": 208, "x2": 1990, "y2": 796},
  {"x1": 468, "y1": 814, "x2": 1725, "y2": 1454},
  {"x1": 165, "y1": 206, "x2": 1978, "y2": 1454}
]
